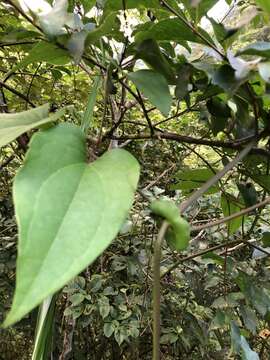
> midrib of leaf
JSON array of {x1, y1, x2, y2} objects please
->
[{"x1": 18, "y1": 164, "x2": 107, "y2": 305}]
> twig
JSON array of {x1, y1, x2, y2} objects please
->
[
  {"x1": 0, "y1": 80, "x2": 36, "y2": 107},
  {"x1": 192, "y1": 197, "x2": 270, "y2": 232},
  {"x1": 161, "y1": 240, "x2": 242, "y2": 278}
]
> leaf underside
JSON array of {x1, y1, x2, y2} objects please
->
[{"x1": 4, "y1": 123, "x2": 139, "y2": 327}]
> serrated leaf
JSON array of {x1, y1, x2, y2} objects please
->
[
  {"x1": 0, "y1": 104, "x2": 66, "y2": 148},
  {"x1": 3, "y1": 124, "x2": 139, "y2": 326},
  {"x1": 128, "y1": 70, "x2": 172, "y2": 115}
]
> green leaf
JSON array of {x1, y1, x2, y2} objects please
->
[
  {"x1": 3, "y1": 124, "x2": 139, "y2": 326},
  {"x1": 134, "y1": 18, "x2": 214, "y2": 46},
  {"x1": 81, "y1": 0, "x2": 96, "y2": 12},
  {"x1": 255, "y1": 0, "x2": 270, "y2": 14},
  {"x1": 221, "y1": 195, "x2": 243, "y2": 235},
  {"x1": 258, "y1": 62, "x2": 270, "y2": 82},
  {"x1": 231, "y1": 321, "x2": 242, "y2": 353},
  {"x1": 171, "y1": 168, "x2": 219, "y2": 194},
  {"x1": 182, "y1": 0, "x2": 219, "y2": 22},
  {"x1": 0, "y1": 104, "x2": 66, "y2": 148},
  {"x1": 175, "y1": 64, "x2": 192, "y2": 100},
  {"x1": 262, "y1": 232, "x2": 270, "y2": 247},
  {"x1": 206, "y1": 97, "x2": 231, "y2": 135},
  {"x1": 251, "y1": 174, "x2": 270, "y2": 192},
  {"x1": 32, "y1": 296, "x2": 56, "y2": 360},
  {"x1": 128, "y1": 70, "x2": 172, "y2": 116},
  {"x1": 212, "y1": 65, "x2": 240, "y2": 93},
  {"x1": 12, "y1": 41, "x2": 70, "y2": 72},
  {"x1": 238, "y1": 42, "x2": 270, "y2": 58},
  {"x1": 103, "y1": 0, "x2": 159, "y2": 15},
  {"x1": 237, "y1": 182, "x2": 258, "y2": 208},
  {"x1": 240, "y1": 305, "x2": 258, "y2": 335},
  {"x1": 69, "y1": 293, "x2": 85, "y2": 306},
  {"x1": 104, "y1": 322, "x2": 115, "y2": 338},
  {"x1": 81, "y1": 76, "x2": 101, "y2": 133},
  {"x1": 86, "y1": 12, "x2": 118, "y2": 44},
  {"x1": 241, "y1": 336, "x2": 260, "y2": 360},
  {"x1": 135, "y1": 39, "x2": 176, "y2": 84},
  {"x1": 207, "y1": 16, "x2": 233, "y2": 43},
  {"x1": 150, "y1": 199, "x2": 190, "y2": 251}
]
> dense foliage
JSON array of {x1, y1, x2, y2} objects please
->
[{"x1": 1, "y1": 0, "x2": 270, "y2": 359}]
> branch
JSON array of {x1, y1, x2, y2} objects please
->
[
  {"x1": 192, "y1": 197, "x2": 270, "y2": 232},
  {"x1": 112, "y1": 132, "x2": 269, "y2": 156},
  {"x1": 161, "y1": 239, "x2": 242, "y2": 278},
  {"x1": 0, "y1": 80, "x2": 36, "y2": 107}
]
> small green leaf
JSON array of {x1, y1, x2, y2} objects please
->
[
  {"x1": 104, "y1": 322, "x2": 115, "y2": 338},
  {"x1": 212, "y1": 65, "x2": 240, "y2": 93},
  {"x1": 150, "y1": 199, "x2": 190, "y2": 251},
  {"x1": 69, "y1": 293, "x2": 85, "y2": 306},
  {"x1": 262, "y1": 232, "x2": 270, "y2": 247},
  {"x1": 238, "y1": 42, "x2": 270, "y2": 58},
  {"x1": 206, "y1": 97, "x2": 231, "y2": 135},
  {"x1": 172, "y1": 168, "x2": 219, "y2": 194},
  {"x1": 86, "y1": 12, "x2": 118, "y2": 44},
  {"x1": 135, "y1": 39, "x2": 176, "y2": 84},
  {"x1": 103, "y1": 0, "x2": 159, "y2": 16},
  {"x1": 128, "y1": 70, "x2": 172, "y2": 115},
  {"x1": 258, "y1": 62, "x2": 270, "y2": 82},
  {"x1": 3, "y1": 124, "x2": 139, "y2": 327},
  {"x1": 81, "y1": 76, "x2": 101, "y2": 133},
  {"x1": 12, "y1": 41, "x2": 70, "y2": 73},
  {"x1": 182, "y1": 0, "x2": 219, "y2": 22},
  {"x1": 237, "y1": 182, "x2": 258, "y2": 208},
  {"x1": 0, "y1": 104, "x2": 66, "y2": 148},
  {"x1": 81, "y1": 0, "x2": 96, "y2": 12},
  {"x1": 221, "y1": 195, "x2": 243, "y2": 235},
  {"x1": 135, "y1": 18, "x2": 215, "y2": 46}
]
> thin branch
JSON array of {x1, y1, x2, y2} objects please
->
[
  {"x1": 112, "y1": 132, "x2": 269, "y2": 156},
  {"x1": 0, "y1": 80, "x2": 36, "y2": 107},
  {"x1": 161, "y1": 240, "x2": 242, "y2": 278},
  {"x1": 192, "y1": 197, "x2": 270, "y2": 232}
]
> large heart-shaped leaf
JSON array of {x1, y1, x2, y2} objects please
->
[
  {"x1": 4, "y1": 123, "x2": 139, "y2": 326},
  {"x1": 0, "y1": 104, "x2": 66, "y2": 148}
]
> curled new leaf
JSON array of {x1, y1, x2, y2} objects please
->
[{"x1": 150, "y1": 199, "x2": 190, "y2": 251}]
